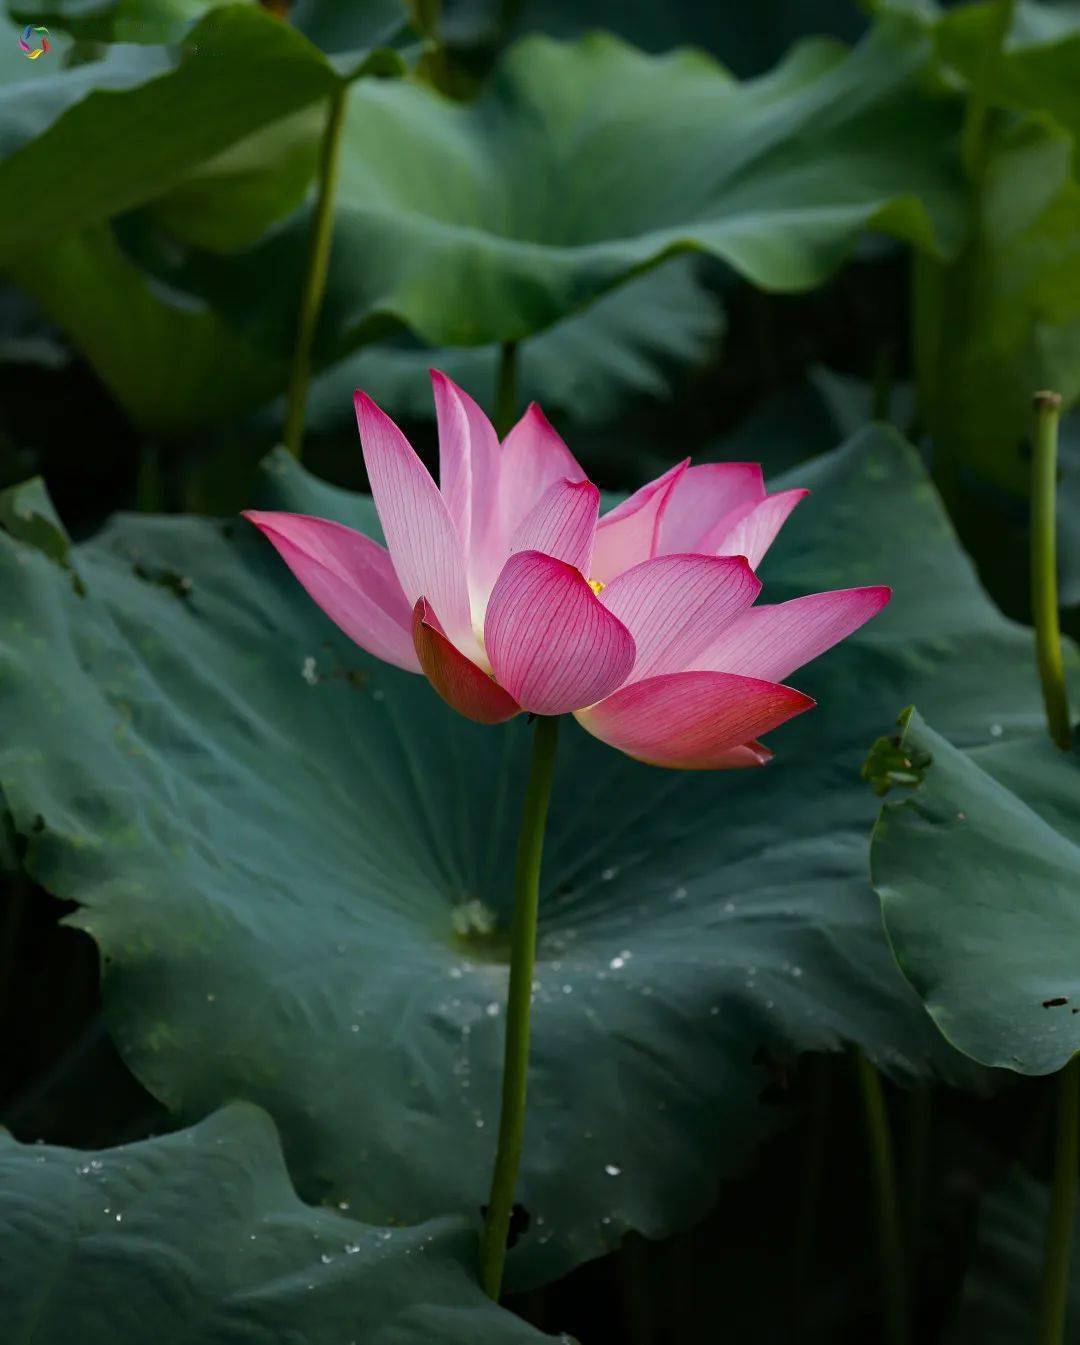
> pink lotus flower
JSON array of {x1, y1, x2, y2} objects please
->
[{"x1": 245, "y1": 373, "x2": 889, "y2": 768}]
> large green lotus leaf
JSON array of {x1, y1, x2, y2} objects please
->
[
  {"x1": 0, "y1": 4, "x2": 408, "y2": 268},
  {"x1": 946, "y1": 1167, "x2": 1080, "y2": 1344},
  {"x1": 915, "y1": 114, "x2": 1080, "y2": 499},
  {"x1": 296, "y1": 258, "x2": 725, "y2": 435},
  {"x1": 13, "y1": 224, "x2": 280, "y2": 434},
  {"x1": 6, "y1": 0, "x2": 238, "y2": 43},
  {"x1": 937, "y1": 0, "x2": 1080, "y2": 148},
  {"x1": 0, "y1": 1102, "x2": 548, "y2": 1344},
  {"x1": 0, "y1": 427, "x2": 1039, "y2": 1289},
  {"x1": 872, "y1": 709, "x2": 1080, "y2": 1075},
  {"x1": 498, "y1": 0, "x2": 868, "y2": 77},
  {"x1": 175, "y1": 16, "x2": 966, "y2": 359}
]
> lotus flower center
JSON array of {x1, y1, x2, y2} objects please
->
[{"x1": 588, "y1": 578, "x2": 605, "y2": 595}]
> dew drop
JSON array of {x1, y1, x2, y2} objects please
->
[
  {"x1": 320, "y1": 1253, "x2": 333, "y2": 1265},
  {"x1": 485, "y1": 1002, "x2": 500, "y2": 1018},
  {"x1": 600, "y1": 866, "x2": 619, "y2": 881},
  {"x1": 604, "y1": 1163, "x2": 622, "y2": 1177}
]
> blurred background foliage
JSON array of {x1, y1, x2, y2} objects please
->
[{"x1": 3, "y1": 1, "x2": 1080, "y2": 1341}]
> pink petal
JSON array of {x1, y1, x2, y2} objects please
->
[
  {"x1": 703, "y1": 488, "x2": 808, "y2": 569},
  {"x1": 599, "y1": 553, "x2": 760, "y2": 684},
  {"x1": 575, "y1": 670, "x2": 814, "y2": 769},
  {"x1": 658, "y1": 462, "x2": 765, "y2": 554},
  {"x1": 354, "y1": 390, "x2": 475, "y2": 654},
  {"x1": 430, "y1": 370, "x2": 502, "y2": 599},
  {"x1": 243, "y1": 511, "x2": 420, "y2": 673},
  {"x1": 484, "y1": 551, "x2": 635, "y2": 716},
  {"x1": 431, "y1": 370, "x2": 472, "y2": 547},
  {"x1": 699, "y1": 586, "x2": 892, "y2": 683},
  {"x1": 499, "y1": 403, "x2": 588, "y2": 543},
  {"x1": 412, "y1": 599, "x2": 520, "y2": 724},
  {"x1": 509, "y1": 477, "x2": 599, "y2": 574},
  {"x1": 591, "y1": 460, "x2": 690, "y2": 584}
]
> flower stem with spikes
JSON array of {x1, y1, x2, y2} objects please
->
[
  {"x1": 282, "y1": 85, "x2": 348, "y2": 459},
  {"x1": 855, "y1": 1048, "x2": 909, "y2": 1345},
  {"x1": 480, "y1": 713, "x2": 559, "y2": 1299},
  {"x1": 1032, "y1": 388, "x2": 1076, "y2": 1345}
]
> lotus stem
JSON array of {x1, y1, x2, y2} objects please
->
[
  {"x1": 480, "y1": 713, "x2": 559, "y2": 1299},
  {"x1": 1031, "y1": 390, "x2": 1072, "y2": 751},
  {"x1": 903, "y1": 1083, "x2": 931, "y2": 1276},
  {"x1": 855, "y1": 1049, "x2": 909, "y2": 1345},
  {"x1": 960, "y1": 0, "x2": 1016, "y2": 182},
  {"x1": 136, "y1": 442, "x2": 163, "y2": 512},
  {"x1": 493, "y1": 341, "x2": 520, "y2": 438},
  {"x1": 1037, "y1": 1057, "x2": 1080, "y2": 1345},
  {"x1": 282, "y1": 85, "x2": 348, "y2": 460},
  {"x1": 1032, "y1": 386, "x2": 1077, "y2": 1345}
]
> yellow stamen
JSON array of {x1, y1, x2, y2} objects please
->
[{"x1": 588, "y1": 578, "x2": 605, "y2": 595}]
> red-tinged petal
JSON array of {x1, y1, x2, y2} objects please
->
[
  {"x1": 412, "y1": 599, "x2": 520, "y2": 724},
  {"x1": 575, "y1": 670, "x2": 814, "y2": 769},
  {"x1": 703, "y1": 488, "x2": 808, "y2": 569},
  {"x1": 499, "y1": 403, "x2": 588, "y2": 536},
  {"x1": 699, "y1": 586, "x2": 892, "y2": 682},
  {"x1": 484, "y1": 551, "x2": 635, "y2": 716},
  {"x1": 658, "y1": 462, "x2": 765, "y2": 554},
  {"x1": 354, "y1": 390, "x2": 475, "y2": 655},
  {"x1": 243, "y1": 511, "x2": 420, "y2": 673},
  {"x1": 591, "y1": 460, "x2": 688, "y2": 584},
  {"x1": 599, "y1": 553, "x2": 760, "y2": 684},
  {"x1": 430, "y1": 370, "x2": 502, "y2": 598},
  {"x1": 510, "y1": 477, "x2": 600, "y2": 574}
]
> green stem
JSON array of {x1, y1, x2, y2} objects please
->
[
  {"x1": 480, "y1": 714, "x2": 559, "y2": 1299},
  {"x1": 903, "y1": 1083, "x2": 931, "y2": 1280},
  {"x1": 493, "y1": 341, "x2": 520, "y2": 439},
  {"x1": 1037, "y1": 1057, "x2": 1080, "y2": 1345},
  {"x1": 136, "y1": 442, "x2": 163, "y2": 513},
  {"x1": 960, "y1": 0, "x2": 1016, "y2": 182},
  {"x1": 1031, "y1": 391, "x2": 1072, "y2": 750},
  {"x1": 282, "y1": 85, "x2": 348, "y2": 460},
  {"x1": 856, "y1": 1049, "x2": 909, "y2": 1345},
  {"x1": 1032, "y1": 386, "x2": 1077, "y2": 1344},
  {"x1": 618, "y1": 1232, "x2": 652, "y2": 1345},
  {"x1": 794, "y1": 1056, "x2": 831, "y2": 1310}
]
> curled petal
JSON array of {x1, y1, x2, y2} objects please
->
[
  {"x1": 575, "y1": 670, "x2": 814, "y2": 769},
  {"x1": 413, "y1": 599, "x2": 520, "y2": 724},
  {"x1": 699, "y1": 586, "x2": 892, "y2": 683},
  {"x1": 659, "y1": 462, "x2": 765, "y2": 554},
  {"x1": 599, "y1": 553, "x2": 760, "y2": 684},
  {"x1": 499, "y1": 403, "x2": 587, "y2": 541},
  {"x1": 354, "y1": 390, "x2": 475, "y2": 654},
  {"x1": 510, "y1": 477, "x2": 600, "y2": 574},
  {"x1": 591, "y1": 460, "x2": 688, "y2": 584},
  {"x1": 485, "y1": 551, "x2": 635, "y2": 715},
  {"x1": 703, "y1": 488, "x2": 808, "y2": 569},
  {"x1": 244, "y1": 511, "x2": 419, "y2": 672}
]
